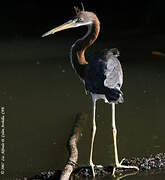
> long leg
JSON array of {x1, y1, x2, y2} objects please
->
[
  {"x1": 112, "y1": 103, "x2": 120, "y2": 165},
  {"x1": 89, "y1": 98, "x2": 96, "y2": 177},
  {"x1": 111, "y1": 103, "x2": 139, "y2": 176}
]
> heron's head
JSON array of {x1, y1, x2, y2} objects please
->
[{"x1": 42, "y1": 7, "x2": 98, "y2": 37}]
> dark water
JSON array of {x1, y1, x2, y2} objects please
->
[{"x1": 0, "y1": 38, "x2": 165, "y2": 180}]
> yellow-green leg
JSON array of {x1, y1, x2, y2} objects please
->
[
  {"x1": 89, "y1": 99, "x2": 97, "y2": 177},
  {"x1": 111, "y1": 103, "x2": 139, "y2": 176}
]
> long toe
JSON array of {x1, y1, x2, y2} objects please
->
[
  {"x1": 90, "y1": 164, "x2": 104, "y2": 177},
  {"x1": 116, "y1": 164, "x2": 139, "y2": 171},
  {"x1": 113, "y1": 162, "x2": 139, "y2": 176}
]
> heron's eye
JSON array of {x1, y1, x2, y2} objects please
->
[{"x1": 78, "y1": 17, "x2": 84, "y2": 22}]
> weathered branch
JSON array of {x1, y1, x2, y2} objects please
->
[{"x1": 60, "y1": 113, "x2": 88, "y2": 180}]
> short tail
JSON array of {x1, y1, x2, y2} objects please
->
[{"x1": 105, "y1": 88, "x2": 124, "y2": 104}]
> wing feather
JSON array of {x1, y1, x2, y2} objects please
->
[{"x1": 104, "y1": 51, "x2": 123, "y2": 90}]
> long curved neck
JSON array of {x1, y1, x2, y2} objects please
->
[{"x1": 70, "y1": 18, "x2": 100, "y2": 78}]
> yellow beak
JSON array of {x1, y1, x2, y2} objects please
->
[{"x1": 42, "y1": 20, "x2": 76, "y2": 37}]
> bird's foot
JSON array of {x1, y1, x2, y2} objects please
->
[
  {"x1": 112, "y1": 158, "x2": 139, "y2": 176},
  {"x1": 89, "y1": 161, "x2": 95, "y2": 177},
  {"x1": 89, "y1": 161, "x2": 103, "y2": 177}
]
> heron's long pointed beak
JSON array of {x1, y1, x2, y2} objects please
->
[{"x1": 42, "y1": 20, "x2": 76, "y2": 37}]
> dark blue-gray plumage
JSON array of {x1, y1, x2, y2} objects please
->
[{"x1": 84, "y1": 48, "x2": 123, "y2": 103}]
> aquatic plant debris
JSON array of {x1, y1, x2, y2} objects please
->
[
  {"x1": 122, "y1": 153, "x2": 165, "y2": 171},
  {"x1": 24, "y1": 153, "x2": 165, "y2": 180}
]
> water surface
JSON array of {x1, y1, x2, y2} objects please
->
[{"x1": 0, "y1": 37, "x2": 165, "y2": 180}]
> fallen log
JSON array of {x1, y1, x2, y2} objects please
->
[{"x1": 26, "y1": 113, "x2": 165, "y2": 180}]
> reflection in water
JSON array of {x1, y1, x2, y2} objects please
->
[{"x1": 0, "y1": 39, "x2": 165, "y2": 180}]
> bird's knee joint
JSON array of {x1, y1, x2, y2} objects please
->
[{"x1": 112, "y1": 127, "x2": 117, "y2": 135}]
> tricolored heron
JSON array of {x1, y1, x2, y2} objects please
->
[{"x1": 42, "y1": 6, "x2": 139, "y2": 176}]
